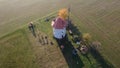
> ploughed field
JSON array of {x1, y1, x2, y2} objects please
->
[{"x1": 71, "y1": 0, "x2": 120, "y2": 67}]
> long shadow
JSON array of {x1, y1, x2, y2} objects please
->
[
  {"x1": 90, "y1": 47, "x2": 115, "y2": 68},
  {"x1": 68, "y1": 18, "x2": 114, "y2": 68},
  {"x1": 53, "y1": 19, "x2": 85, "y2": 68},
  {"x1": 71, "y1": 14, "x2": 115, "y2": 68},
  {"x1": 67, "y1": 19, "x2": 82, "y2": 37},
  {"x1": 67, "y1": 19, "x2": 83, "y2": 44},
  {"x1": 54, "y1": 35, "x2": 84, "y2": 68},
  {"x1": 69, "y1": 22, "x2": 93, "y2": 66}
]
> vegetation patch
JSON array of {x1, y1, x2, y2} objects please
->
[{"x1": 0, "y1": 29, "x2": 37, "y2": 68}]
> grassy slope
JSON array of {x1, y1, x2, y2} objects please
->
[
  {"x1": 0, "y1": 16, "x2": 68, "y2": 68},
  {"x1": 25, "y1": 22, "x2": 68, "y2": 68},
  {"x1": 0, "y1": 29, "x2": 38, "y2": 68}
]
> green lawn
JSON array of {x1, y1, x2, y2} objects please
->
[
  {"x1": 0, "y1": 12, "x2": 68, "y2": 68},
  {"x1": 0, "y1": 29, "x2": 38, "y2": 68}
]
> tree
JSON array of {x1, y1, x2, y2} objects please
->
[{"x1": 82, "y1": 33, "x2": 92, "y2": 45}]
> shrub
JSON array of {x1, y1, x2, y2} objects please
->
[
  {"x1": 91, "y1": 41, "x2": 101, "y2": 50},
  {"x1": 83, "y1": 33, "x2": 92, "y2": 41}
]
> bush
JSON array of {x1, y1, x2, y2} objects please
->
[
  {"x1": 91, "y1": 41, "x2": 101, "y2": 50},
  {"x1": 83, "y1": 33, "x2": 92, "y2": 42}
]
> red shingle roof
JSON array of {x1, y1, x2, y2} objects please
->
[{"x1": 53, "y1": 17, "x2": 67, "y2": 29}]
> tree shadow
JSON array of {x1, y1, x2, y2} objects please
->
[
  {"x1": 76, "y1": 45, "x2": 92, "y2": 65},
  {"x1": 67, "y1": 19, "x2": 83, "y2": 44},
  {"x1": 67, "y1": 19, "x2": 114, "y2": 68},
  {"x1": 51, "y1": 19, "x2": 84, "y2": 68},
  {"x1": 67, "y1": 20, "x2": 82, "y2": 37},
  {"x1": 54, "y1": 35, "x2": 84, "y2": 68},
  {"x1": 90, "y1": 47, "x2": 115, "y2": 68}
]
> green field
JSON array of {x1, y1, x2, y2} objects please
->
[
  {"x1": 0, "y1": 0, "x2": 120, "y2": 68},
  {"x1": 0, "y1": 26, "x2": 68, "y2": 68}
]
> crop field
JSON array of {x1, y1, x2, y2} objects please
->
[
  {"x1": 71, "y1": 0, "x2": 120, "y2": 67},
  {"x1": 0, "y1": 0, "x2": 120, "y2": 68}
]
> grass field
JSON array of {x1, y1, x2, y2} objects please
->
[
  {"x1": 0, "y1": 26, "x2": 68, "y2": 68},
  {"x1": 0, "y1": 0, "x2": 120, "y2": 68},
  {"x1": 0, "y1": 29, "x2": 37, "y2": 68}
]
